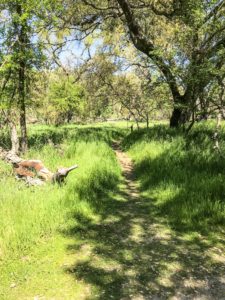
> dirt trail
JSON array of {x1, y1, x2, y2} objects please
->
[
  {"x1": 5, "y1": 142, "x2": 225, "y2": 300},
  {"x1": 113, "y1": 141, "x2": 139, "y2": 200},
  {"x1": 110, "y1": 142, "x2": 225, "y2": 300}
]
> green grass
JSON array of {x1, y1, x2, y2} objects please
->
[
  {"x1": 0, "y1": 122, "x2": 225, "y2": 299},
  {"x1": 0, "y1": 125, "x2": 124, "y2": 298},
  {"x1": 0, "y1": 126, "x2": 124, "y2": 258},
  {"x1": 122, "y1": 122, "x2": 225, "y2": 233}
]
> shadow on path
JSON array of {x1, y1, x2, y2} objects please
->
[{"x1": 63, "y1": 142, "x2": 225, "y2": 299}]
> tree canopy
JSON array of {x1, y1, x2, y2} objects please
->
[{"x1": 0, "y1": 0, "x2": 225, "y2": 150}]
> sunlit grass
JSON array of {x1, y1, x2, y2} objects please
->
[
  {"x1": 0, "y1": 127, "x2": 122, "y2": 260},
  {"x1": 0, "y1": 125, "x2": 125, "y2": 299},
  {"x1": 0, "y1": 122, "x2": 224, "y2": 299},
  {"x1": 123, "y1": 124, "x2": 225, "y2": 232}
]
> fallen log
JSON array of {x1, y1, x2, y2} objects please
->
[{"x1": 0, "y1": 147, "x2": 78, "y2": 185}]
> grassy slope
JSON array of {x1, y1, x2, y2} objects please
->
[
  {"x1": 0, "y1": 125, "x2": 124, "y2": 299},
  {"x1": 122, "y1": 122, "x2": 225, "y2": 234}
]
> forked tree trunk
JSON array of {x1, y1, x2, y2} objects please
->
[{"x1": 170, "y1": 95, "x2": 190, "y2": 128}]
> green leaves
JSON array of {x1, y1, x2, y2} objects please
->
[{"x1": 34, "y1": 71, "x2": 87, "y2": 125}]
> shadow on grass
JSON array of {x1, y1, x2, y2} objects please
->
[
  {"x1": 63, "y1": 180, "x2": 225, "y2": 299},
  {"x1": 29, "y1": 126, "x2": 126, "y2": 148},
  {"x1": 123, "y1": 125, "x2": 225, "y2": 232},
  {"x1": 1, "y1": 123, "x2": 224, "y2": 298},
  {"x1": 61, "y1": 125, "x2": 225, "y2": 299},
  {"x1": 122, "y1": 123, "x2": 225, "y2": 153}
]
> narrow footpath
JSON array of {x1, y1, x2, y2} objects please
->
[{"x1": 4, "y1": 142, "x2": 225, "y2": 300}]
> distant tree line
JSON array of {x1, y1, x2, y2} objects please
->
[{"x1": 0, "y1": 0, "x2": 224, "y2": 151}]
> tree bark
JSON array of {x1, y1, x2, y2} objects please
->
[
  {"x1": 213, "y1": 111, "x2": 223, "y2": 157},
  {"x1": 16, "y1": 4, "x2": 28, "y2": 153},
  {"x1": 146, "y1": 114, "x2": 149, "y2": 128},
  {"x1": 135, "y1": 118, "x2": 139, "y2": 130},
  {"x1": 170, "y1": 95, "x2": 190, "y2": 127},
  {"x1": 116, "y1": 0, "x2": 185, "y2": 128},
  {"x1": 115, "y1": 0, "x2": 224, "y2": 128},
  {"x1": 9, "y1": 121, "x2": 19, "y2": 154},
  {"x1": 18, "y1": 80, "x2": 28, "y2": 153},
  {"x1": 170, "y1": 107, "x2": 183, "y2": 127}
]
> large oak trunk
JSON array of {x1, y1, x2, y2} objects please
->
[
  {"x1": 170, "y1": 95, "x2": 190, "y2": 128},
  {"x1": 170, "y1": 107, "x2": 183, "y2": 128}
]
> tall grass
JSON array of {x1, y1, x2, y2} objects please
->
[
  {"x1": 123, "y1": 123, "x2": 225, "y2": 233},
  {"x1": 0, "y1": 126, "x2": 122, "y2": 260},
  {"x1": 1, "y1": 121, "x2": 224, "y2": 259}
]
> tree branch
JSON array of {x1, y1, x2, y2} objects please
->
[
  {"x1": 203, "y1": 0, "x2": 225, "y2": 26},
  {"x1": 116, "y1": 0, "x2": 181, "y2": 99}
]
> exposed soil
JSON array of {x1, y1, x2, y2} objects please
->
[
  {"x1": 109, "y1": 141, "x2": 225, "y2": 300},
  {"x1": 113, "y1": 141, "x2": 139, "y2": 199}
]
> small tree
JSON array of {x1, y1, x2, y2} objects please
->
[
  {"x1": 34, "y1": 71, "x2": 87, "y2": 125},
  {"x1": 0, "y1": 0, "x2": 47, "y2": 152}
]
